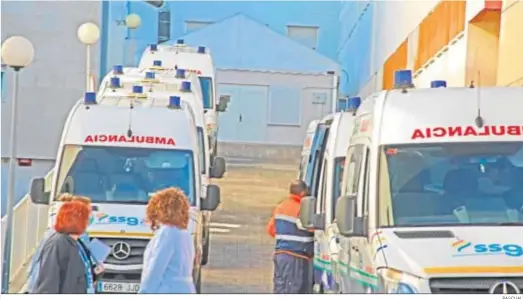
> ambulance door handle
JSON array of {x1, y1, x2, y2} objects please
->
[{"x1": 239, "y1": 114, "x2": 242, "y2": 122}]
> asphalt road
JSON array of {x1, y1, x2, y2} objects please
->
[{"x1": 202, "y1": 165, "x2": 296, "y2": 293}]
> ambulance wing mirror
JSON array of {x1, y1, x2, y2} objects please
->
[
  {"x1": 211, "y1": 156, "x2": 226, "y2": 178},
  {"x1": 30, "y1": 177, "x2": 50, "y2": 205},
  {"x1": 335, "y1": 195, "x2": 365, "y2": 237},
  {"x1": 299, "y1": 196, "x2": 324, "y2": 230},
  {"x1": 217, "y1": 95, "x2": 230, "y2": 112},
  {"x1": 202, "y1": 184, "x2": 221, "y2": 211}
]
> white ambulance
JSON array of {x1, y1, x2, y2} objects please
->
[
  {"x1": 29, "y1": 91, "x2": 224, "y2": 293},
  {"x1": 139, "y1": 41, "x2": 228, "y2": 158},
  {"x1": 97, "y1": 76, "x2": 226, "y2": 265},
  {"x1": 302, "y1": 70, "x2": 523, "y2": 294},
  {"x1": 296, "y1": 100, "x2": 360, "y2": 293},
  {"x1": 298, "y1": 119, "x2": 319, "y2": 180}
]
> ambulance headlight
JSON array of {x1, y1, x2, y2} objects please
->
[
  {"x1": 347, "y1": 96, "x2": 361, "y2": 111},
  {"x1": 180, "y1": 81, "x2": 191, "y2": 92},
  {"x1": 113, "y1": 65, "x2": 123, "y2": 75},
  {"x1": 177, "y1": 39, "x2": 184, "y2": 45},
  {"x1": 175, "y1": 69, "x2": 186, "y2": 79},
  {"x1": 150, "y1": 44, "x2": 158, "y2": 51},
  {"x1": 153, "y1": 60, "x2": 162, "y2": 67},
  {"x1": 132, "y1": 85, "x2": 143, "y2": 94},
  {"x1": 430, "y1": 80, "x2": 447, "y2": 88},
  {"x1": 145, "y1": 71, "x2": 155, "y2": 79},
  {"x1": 198, "y1": 46, "x2": 206, "y2": 54},
  {"x1": 393, "y1": 70, "x2": 413, "y2": 89},
  {"x1": 381, "y1": 270, "x2": 421, "y2": 294}
]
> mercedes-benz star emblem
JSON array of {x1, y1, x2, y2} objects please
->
[
  {"x1": 112, "y1": 241, "x2": 131, "y2": 260},
  {"x1": 489, "y1": 281, "x2": 521, "y2": 294}
]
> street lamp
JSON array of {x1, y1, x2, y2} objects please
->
[
  {"x1": 77, "y1": 22, "x2": 100, "y2": 92},
  {"x1": 125, "y1": 13, "x2": 141, "y2": 66},
  {"x1": 1, "y1": 36, "x2": 35, "y2": 294}
]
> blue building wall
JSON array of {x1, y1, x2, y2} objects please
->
[
  {"x1": 337, "y1": 1, "x2": 374, "y2": 96},
  {"x1": 101, "y1": 1, "x2": 341, "y2": 76}
]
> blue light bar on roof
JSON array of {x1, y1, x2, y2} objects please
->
[
  {"x1": 169, "y1": 96, "x2": 181, "y2": 109},
  {"x1": 145, "y1": 72, "x2": 155, "y2": 79},
  {"x1": 180, "y1": 81, "x2": 191, "y2": 92},
  {"x1": 84, "y1": 92, "x2": 96, "y2": 105},
  {"x1": 175, "y1": 69, "x2": 186, "y2": 79},
  {"x1": 198, "y1": 46, "x2": 206, "y2": 54},
  {"x1": 110, "y1": 76, "x2": 121, "y2": 88},
  {"x1": 431, "y1": 80, "x2": 447, "y2": 88},
  {"x1": 153, "y1": 60, "x2": 162, "y2": 67},
  {"x1": 347, "y1": 97, "x2": 361, "y2": 111},
  {"x1": 150, "y1": 44, "x2": 158, "y2": 51},
  {"x1": 177, "y1": 39, "x2": 184, "y2": 45},
  {"x1": 133, "y1": 85, "x2": 143, "y2": 94},
  {"x1": 393, "y1": 70, "x2": 414, "y2": 89},
  {"x1": 113, "y1": 65, "x2": 123, "y2": 75}
]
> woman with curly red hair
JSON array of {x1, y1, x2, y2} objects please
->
[
  {"x1": 138, "y1": 187, "x2": 195, "y2": 294},
  {"x1": 32, "y1": 200, "x2": 92, "y2": 293}
]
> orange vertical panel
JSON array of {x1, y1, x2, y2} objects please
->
[{"x1": 383, "y1": 40, "x2": 408, "y2": 90}]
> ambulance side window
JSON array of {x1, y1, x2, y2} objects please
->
[
  {"x1": 344, "y1": 145, "x2": 365, "y2": 213},
  {"x1": 362, "y1": 148, "x2": 371, "y2": 218},
  {"x1": 319, "y1": 159, "x2": 329, "y2": 214}
]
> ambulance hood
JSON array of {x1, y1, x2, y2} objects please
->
[
  {"x1": 376, "y1": 226, "x2": 523, "y2": 278},
  {"x1": 81, "y1": 203, "x2": 201, "y2": 237}
]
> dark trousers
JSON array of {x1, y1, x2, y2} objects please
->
[{"x1": 273, "y1": 253, "x2": 312, "y2": 294}]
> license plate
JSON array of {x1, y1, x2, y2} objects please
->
[{"x1": 97, "y1": 281, "x2": 140, "y2": 293}]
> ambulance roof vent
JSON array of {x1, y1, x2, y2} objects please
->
[
  {"x1": 393, "y1": 70, "x2": 415, "y2": 92},
  {"x1": 153, "y1": 60, "x2": 162, "y2": 67},
  {"x1": 145, "y1": 71, "x2": 155, "y2": 79},
  {"x1": 198, "y1": 46, "x2": 206, "y2": 54},
  {"x1": 175, "y1": 69, "x2": 186, "y2": 79},
  {"x1": 84, "y1": 92, "x2": 97, "y2": 105},
  {"x1": 180, "y1": 81, "x2": 191, "y2": 92},
  {"x1": 150, "y1": 44, "x2": 157, "y2": 52},
  {"x1": 110, "y1": 77, "x2": 121, "y2": 89},
  {"x1": 168, "y1": 96, "x2": 181, "y2": 109},
  {"x1": 113, "y1": 65, "x2": 123, "y2": 75},
  {"x1": 177, "y1": 39, "x2": 184, "y2": 45},
  {"x1": 431, "y1": 80, "x2": 446, "y2": 88},
  {"x1": 347, "y1": 97, "x2": 361, "y2": 112}
]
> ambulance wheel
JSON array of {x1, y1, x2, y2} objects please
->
[{"x1": 195, "y1": 268, "x2": 202, "y2": 293}]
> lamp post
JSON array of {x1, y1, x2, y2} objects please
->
[
  {"x1": 77, "y1": 22, "x2": 100, "y2": 92},
  {"x1": 1, "y1": 36, "x2": 35, "y2": 294},
  {"x1": 125, "y1": 13, "x2": 141, "y2": 66}
]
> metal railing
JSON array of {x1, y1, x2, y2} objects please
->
[{"x1": 1, "y1": 170, "x2": 53, "y2": 293}]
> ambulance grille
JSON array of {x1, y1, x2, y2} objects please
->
[
  {"x1": 430, "y1": 277, "x2": 523, "y2": 294},
  {"x1": 96, "y1": 238, "x2": 150, "y2": 265}
]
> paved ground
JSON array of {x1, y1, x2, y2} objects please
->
[{"x1": 202, "y1": 166, "x2": 296, "y2": 293}]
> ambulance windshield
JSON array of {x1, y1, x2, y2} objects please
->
[
  {"x1": 379, "y1": 142, "x2": 523, "y2": 227},
  {"x1": 55, "y1": 145, "x2": 196, "y2": 205},
  {"x1": 199, "y1": 77, "x2": 213, "y2": 109}
]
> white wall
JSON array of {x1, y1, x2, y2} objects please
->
[{"x1": 414, "y1": 33, "x2": 468, "y2": 88}]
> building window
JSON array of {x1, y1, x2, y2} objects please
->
[
  {"x1": 158, "y1": 10, "x2": 170, "y2": 44},
  {"x1": 185, "y1": 21, "x2": 213, "y2": 34},
  {"x1": 145, "y1": 0, "x2": 164, "y2": 8},
  {"x1": 268, "y1": 86, "x2": 301, "y2": 126},
  {"x1": 286, "y1": 25, "x2": 319, "y2": 50},
  {"x1": 336, "y1": 98, "x2": 348, "y2": 112}
]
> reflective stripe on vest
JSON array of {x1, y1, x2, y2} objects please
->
[{"x1": 274, "y1": 213, "x2": 313, "y2": 256}]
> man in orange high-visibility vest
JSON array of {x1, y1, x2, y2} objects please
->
[{"x1": 266, "y1": 180, "x2": 313, "y2": 294}]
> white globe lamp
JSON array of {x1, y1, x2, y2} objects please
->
[
  {"x1": 125, "y1": 13, "x2": 141, "y2": 29},
  {"x1": 77, "y1": 22, "x2": 100, "y2": 45},
  {"x1": 1, "y1": 36, "x2": 35, "y2": 69}
]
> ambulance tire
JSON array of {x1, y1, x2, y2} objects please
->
[{"x1": 195, "y1": 268, "x2": 202, "y2": 293}]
